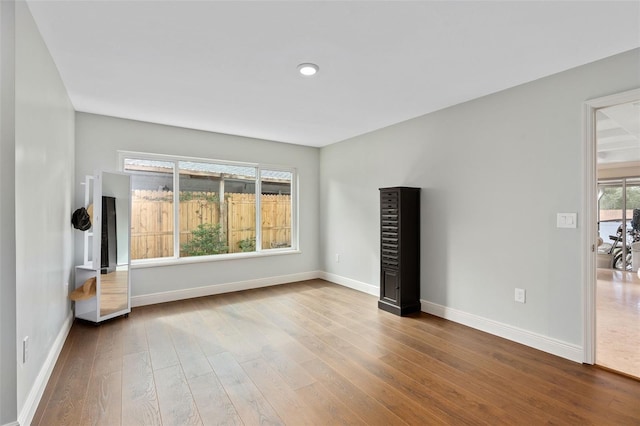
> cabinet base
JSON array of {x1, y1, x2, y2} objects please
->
[{"x1": 378, "y1": 300, "x2": 421, "y2": 316}]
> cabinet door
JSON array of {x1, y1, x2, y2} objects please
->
[
  {"x1": 380, "y1": 190, "x2": 399, "y2": 269},
  {"x1": 381, "y1": 269, "x2": 399, "y2": 304}
]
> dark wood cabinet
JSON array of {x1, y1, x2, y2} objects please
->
[{"x1": 378, "y1": 187, "x2": 420, "y2": 316}]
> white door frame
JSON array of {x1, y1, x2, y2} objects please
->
[{"x1": 582, "y1": 88, "x2": 640, "y2": 364}]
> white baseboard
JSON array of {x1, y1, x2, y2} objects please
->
[
  {"x1": 18, "y1": 311, "x2": 74, "y2": 426},
  {"x1": 420, "y1": 300, "x2": 583, "y2": 363},
  {"x1": 131, "y1": 271, "x2": 323, "y2": 307},
  {"x1": 319, "y1": 271, "x2": 379, "y2": 296},
  {"x1": 2, "y1": 422, "x2": 19, "y2": 426}
]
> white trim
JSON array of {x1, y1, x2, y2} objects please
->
[
  {"x1": 131, "y1": 249, "x2": 302, "y2": 269},
  {"x1": 117, "y1": 150, "x2": 261, "y2": 169},
  {"x1": 582, "y1": 88, "x2": 640, "y2": 365},
  {"x1": 319, "y1": 271, "x2": 379, "y2": 296},
  {"x1": 2, "y1": 422, "x2": 19, "y2": 426},
  {"x1": 421, "y1": 300, "x2": 583, "y2": 363},
  {"x1": 256, "y1": 166, "x2": 263, "y2": 251},
  {"x1": 582, "y1": 99, "x2": 597, "y2": 365},
  {"x1": 131, "y1": 271, "x2": 322, "y2": 307},
  {"x1": 18, "y1": 312, "x2": 73, "y2": 426},
  {"x1": 172, "y1": 161, "x2": 180, "y2": 262}
]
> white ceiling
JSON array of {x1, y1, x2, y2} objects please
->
[
  {"x1": 597, "y1": 102, "x2": 640, "y2": 165},
  {"x1": 26, "y1": 1, "x2": 640, "y2": 147}
]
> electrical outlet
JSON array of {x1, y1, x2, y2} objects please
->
[
  {"x1": 514, "y1": 288, "x2": 526, "y2": 304},
  {"x1": 335, "y1": 253, "x2": 340, "y2": 263},
  {"x1": 23, "y1": 336, "x2": 29, "y2": 364}
]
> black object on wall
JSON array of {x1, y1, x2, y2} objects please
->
[
  {"x1": 378, "y1": 187, "x2": 420, "y2": 316},
  {"x1": 101, "y1": 196, "x2": 117, "y2": 274}
]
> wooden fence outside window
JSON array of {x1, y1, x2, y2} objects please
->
[{"x1": 130, "y1": 190, "x2": 291, "y2": 259}]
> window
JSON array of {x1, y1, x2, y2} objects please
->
[
  {"x1": 124, "y1": 159, "x2": 175, "y2": 259},
  {"x1": 261, "y1": 169, "x2": 292, "y2": 249},
  {"x1": 121, "y1": 153, "x2": 296, "y2": 262}
]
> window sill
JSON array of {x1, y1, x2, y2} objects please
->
[{"x1": 130, "y1": 249, "x2": 302, "y2": 269}]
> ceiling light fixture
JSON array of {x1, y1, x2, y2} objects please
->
[{"x1": 297, "y1": 63, "x2": 319, "y2": 77}]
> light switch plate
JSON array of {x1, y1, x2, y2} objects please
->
[{"x1": 557, "y1": 213, "x2": 577, "y2": 228}]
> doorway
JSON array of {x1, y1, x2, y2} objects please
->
[
  {"x1": 595, "y1": 178, "x2": 640, "y2": 377},
  {"x1": 584, "y1": 89, "x2": 640, "y2": 378}
]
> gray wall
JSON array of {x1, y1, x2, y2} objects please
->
[
  {"x1": 15, "y1": 0, "x2": 75, "y2": 417},
  {"x1": 75, "y1": 113, "x2": 320, "y2": 297},
  {"x1": 0, "y1": 1, "x2": 17, "y2": 424},
  {"x1": 319, "y1": 48, "x2": 640, "y2": 347}
]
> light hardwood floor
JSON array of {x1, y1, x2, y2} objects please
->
[
  {"x1": 35, "y1": 279, "x2": 640, "y2": 425},
  {"x1": 597, "y1": 268, "x2": 640, "y2": 379}
]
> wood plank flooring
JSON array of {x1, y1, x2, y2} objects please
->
[
  {"x1": 596, "y1": 268, "x2": 640, "y2": 378},
  {"x1": 34, "y1": 279, "x2": 640, "y2": 425}
]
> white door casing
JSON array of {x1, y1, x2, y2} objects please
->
[{"x1": 582, "y1": 88, "x2": 640, "y2": 364}]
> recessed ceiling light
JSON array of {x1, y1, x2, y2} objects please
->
[{"x1": 297, "y1": 63, "x2": 319, "y2": 77}]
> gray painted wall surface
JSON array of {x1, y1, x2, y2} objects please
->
[
  {"x1": 319, "y1": 48, "x2": 640, "y2": 346},
  {"x1": 0, "y1": 1, "x2": 17, "y2": 424},
  {"x1": 75, "y1": 113, "x2": 320, "y2": 296},
  {"x1": 15, "y1": 0, "x2": 75, "y2": 416}
]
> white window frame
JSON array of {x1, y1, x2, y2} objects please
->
[
  {"x1": 258, "y1": 165, "x2": 299, "y2": 252},
  {"x1": 118, "y1": 151, "x2": 299, "y2": 267}
]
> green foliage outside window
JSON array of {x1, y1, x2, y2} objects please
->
[
  {"x1": 181, "y1": 223, "x2": 229, "y2": 256},
  {"x1": 238, "y1": 237, "x2": 256, "y2": 252},
  {"x1": 179, "y1": 191, "x2": 219, "y2": 202},
  {"x1": 600, "y1": 186, "x2": 640, "y2": 210}
]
